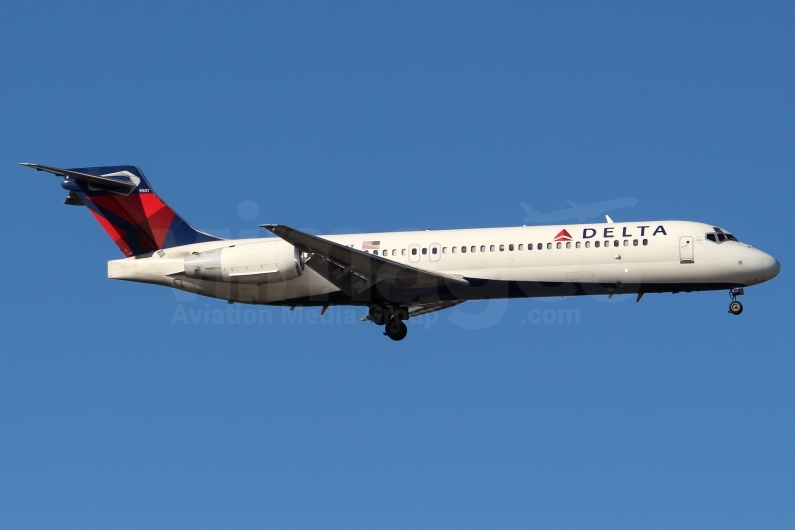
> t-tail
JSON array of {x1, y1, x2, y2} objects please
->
[{"x1": 21, "y1": 163, "x2": 221, "y2": 257}]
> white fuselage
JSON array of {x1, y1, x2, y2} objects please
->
[{"x1": 108, "y1": 220, "x2": 780, "y2": 306}]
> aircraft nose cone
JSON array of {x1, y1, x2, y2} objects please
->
[{"x1": 765, "y1": 257, "x2": 781, "y2": 280}]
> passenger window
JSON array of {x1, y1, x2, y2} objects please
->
[
  {"x1": 613, "y1": 240, "x2": 619, "y2": 247},
  {"x1": 604, "y1": 241, "x2": 609, "y2": 247},
  {"x1": 411, "y1": 248, "x2": 417, "y2": 255},
  {"x1": 373, "y1": 250, "x2": 379, "y2": 255},
  {"x1": 499, "y1": 244, "x2": 505, "y2": 251},
  {"x1": 575, "y1": 242, "x2": 581, "y2": 248},
  {"x1": 461, "y1": 246, "x2": 467, "y2": 253},
  {"x1": 480, "y1": 245, "x2": 485, "y2": 252},
  {"x1": 547, "y1": 243, "x2": 552, "y2": 249},
  {"x1": 566, "y1": 242, "x2": 571, "y2": 249},
  {"x1": 402, "y1": 249, "x2": 407, "y2": 256},
  {"x1": 623, "y1": 240, "x2": 628, "y2": 247},
  {"x1": 471, "y1": 246, "x2": 476, "y2": 253},
  {"x1": 509, "y1": 244, "x2": 514, "y2": 251},
  {"x1": 490, "y1": 245, "x2": 495, "y2": 252},
  {"x1": 422, "y1": 248, "x2": 427, "y2": 255},
  {"x1": 442, "y1": 247, "x2": 447, "y2": 254},
  {"x1": 432, "y1": 247, "x2": 438, "y2": 254},
  {"x1": 556, "y1": 242, "x2": 561, "y2": 249},
  {"x1": 642, "y1": 239, "x2": 648, "y2": 246},
  {"x1": 633, "y1": 239, "x2": 638, "y2": 246},
  {"x1": 518, "y1": 244, "x2": 523, "y2": 250},
  {"x1": 393, "y1": 249, "x2": 397, "y2": 256},
  {"x1": 452, "y1": 247, "x2": 457, "y2": 253},
  {"x1": 528, "y1": 243, "x2": 533, "y2": 250},
  {"x1": 585, "y1": 241, "x2": 590, "y2": 248},
  {"x1": 595, "y1": 241, "x2": 600, "y2": 248}
]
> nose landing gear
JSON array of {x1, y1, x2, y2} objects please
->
[{"x1": 728, "y1": 287, "x2": 744, "y2": 315}]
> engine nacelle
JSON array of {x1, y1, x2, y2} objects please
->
[{"x1": 184, "y1": 240, "x2": 304, "y2": 284}]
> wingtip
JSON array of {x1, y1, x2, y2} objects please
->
[
  {"x1": 258, "y1": 224, "x2": 278, "y2": 229},
  {"x1": 19, "y1": 162, "x2": 34, "y2": 167}
]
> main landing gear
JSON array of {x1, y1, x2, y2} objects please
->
[
  {"x1": 385, "y1": 316, "x2": 408, "y2": 341},
  {"x1": 369, "y1": 305, "x2": 409, "y2": 341},
  {"x1": 728, "y1": 287, "x2": 744, "y2": 315}
]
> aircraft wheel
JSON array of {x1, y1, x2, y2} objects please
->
[
  {"x1": 729, "y1": 301, "x2": 743, "y2": 315},
  {"x1": 384, "y1": 317, "x2": 408, "y2": 341},
  {"x1": 368, "y1": 304, "x2": 386, "y2": 325}
]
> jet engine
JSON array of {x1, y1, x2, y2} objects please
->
[{"x1": 184, "y1": 240, "x2": 304, "y2": 283}]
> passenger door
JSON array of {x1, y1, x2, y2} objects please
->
[{"x1": 679, "y1": 236, "x2": 694, "y2": 263}]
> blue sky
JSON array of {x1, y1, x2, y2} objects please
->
[{"x1": 1, "y1": 1, "x2": 793, "y2": 528}]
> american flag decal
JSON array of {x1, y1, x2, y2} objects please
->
[{"x1": 362, "y1": 240, "x2": 380, "y2": 249}]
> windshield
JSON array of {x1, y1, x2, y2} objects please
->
[{"x1": 706, "y1": 227, "x2": 739, "y2": 243}]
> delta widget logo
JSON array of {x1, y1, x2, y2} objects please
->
[{"x1": 553, "y1": 229, "x2": 573, "y2": 242}]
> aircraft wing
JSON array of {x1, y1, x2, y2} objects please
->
[
  {"x1": 361, "y1": 300, "x2": 463, "y2": 321},
  {"x1": 407, "y1": 300, "x2": 463, "y2": 318},
  {"x1": 260, "y1": 224, "x2": 469, "y2": 299}
]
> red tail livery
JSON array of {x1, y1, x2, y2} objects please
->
[{"x1": 22, "y1": 163, "x2": 220, "y2": 256}]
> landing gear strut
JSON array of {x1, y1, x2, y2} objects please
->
[
  {"x1": 729, "y1": 287, "x2": 744, "y2": 315},
  {"x1": 383, "y1": 307, "x2": 409, "y2": 341}
]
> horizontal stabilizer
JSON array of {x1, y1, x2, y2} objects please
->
[
  {"x1": 22, "y1": 162, "x2": 221, "y2": 256},
  {"x1": 19, "y1": 162, "x2": 137, "y2": 190}
]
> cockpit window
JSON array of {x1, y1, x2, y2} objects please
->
[{"x1": 706, "y1": 228, "x2": 738, "y2": 243}]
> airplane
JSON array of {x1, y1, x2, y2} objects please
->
[
  {"x1": 23, "y1": 163, "x2": 781, "y2": 341},
  {"x1": 521, "y1": 198, "x2": 639, "y2": 224}
]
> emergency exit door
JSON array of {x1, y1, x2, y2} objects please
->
[
  {"x1": 429, "y1": 243, "x2": 441, "y2": 262},
  {"x1": 409, "y1": 244, "x2": 420, "y2": 263},
  {"x1": 680, "y1": 236, "x2": 694, "y2": 263}
]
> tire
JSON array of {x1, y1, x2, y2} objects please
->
[
  {"x1": 385, "y1": 318, "x2": 408, "y2": 341},
  {"x1": 368, "y1": 304, "x2": 386, "y2": 325},
  {"x1": 729, "y1": 301, "x2": 743, "y2": 315}
]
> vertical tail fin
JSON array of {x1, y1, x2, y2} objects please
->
[{"x1": 22, "y1": 163, "x2": 222, "y2": 257}]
